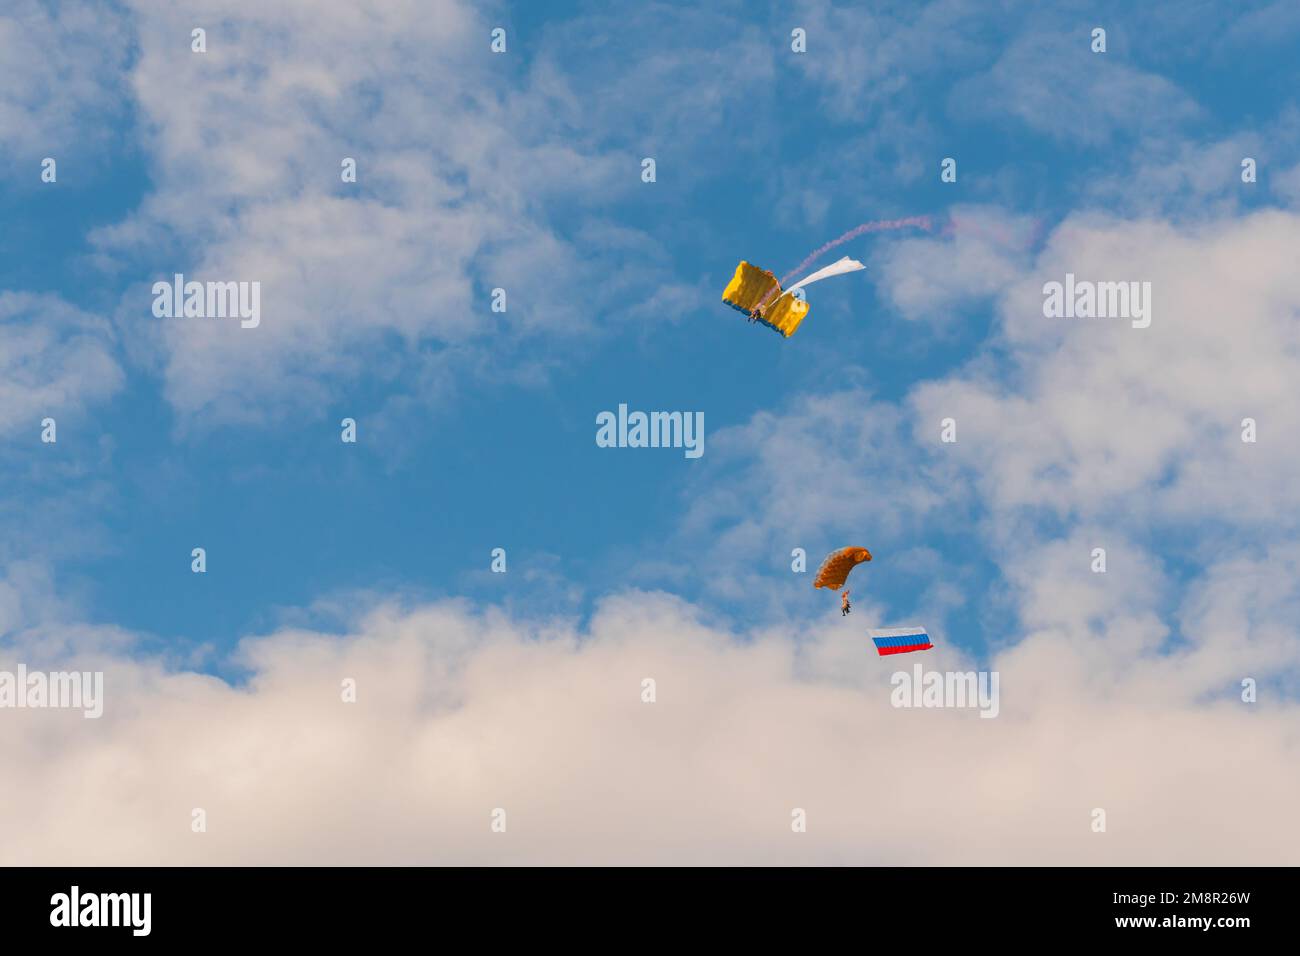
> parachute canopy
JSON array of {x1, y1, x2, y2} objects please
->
[
  {"x1": 812, "y1": 546, "x2": 872, "y2": 590},
  {"x1": 869, "y1": 627, "x2": 933, "y2": 656},
  {"x1": 722, "y1": 261, "x2": 808, "y2": 337},
  {"x1": 722, "y1": 256, "x2": 865, "y2": 338}
]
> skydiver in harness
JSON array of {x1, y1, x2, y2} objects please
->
[
  {"x1": 841, "y1": 590, "x2": 851, "y2": 616},
  {"x1": 751, "y1": 282, "x2": 781, "y2": 324}
]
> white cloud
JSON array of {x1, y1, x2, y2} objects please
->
[
  {"x1": 912, "y1": 209, "x2": 1300, "y2": 526},
  {"x1": 1076, "y1": 107, "x2": 1300, "y2": 217},
  {"x1": 0, "y1": 292, "x2": 122, "y2": 436},
  {"x1": 1, "y1": 587, "x2": 1295, "y2": 865},
  {"x1": 953, "y1": 31, "x2": 1200, "y2": 146},
  {"x1": 793, "y1": 0, "x2": 990, "y2": 117},
  {"x1": 87, "y1": 1, "x2": 767, "y2": 424},
  {"x1": 0, "y1": 1, "x2": 128, "y2": 156},
  {"x1": 873, "y1": 206, "x2": 1037, "y2": 323}
]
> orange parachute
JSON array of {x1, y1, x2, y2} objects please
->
[{"x1": 812, "y1": 546, "x2": 872, "y2": 590}]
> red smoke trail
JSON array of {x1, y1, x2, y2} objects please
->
[
  {"x1": 781, "y1": 216, "x2": 934, "y2": 285},
  {"x1": 940, "y1": 214, "x2": 1046, "y2": 252}
]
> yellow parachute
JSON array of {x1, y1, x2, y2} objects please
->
[
  {"x1": 721, "y1": 256, "x2": 866, "y2": 338},
  {"x1": 721, "y1": 262, "x2": 808, "y2": 337},
  {"x1": 812, "y1": 546, "x2": 872, "y2": 590}
]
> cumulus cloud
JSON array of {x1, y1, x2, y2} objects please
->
[
  {"x1": 1074, "y1": 106, "x2": 1300, "y2": 218},
  {"x1": 0, "y1": 0, "x2": 128, "y2": 156},
  {"x1": 0, "y1": 292, "x2": 122, "y2": 436},
  {"x1": 873, "y1": 206, "x2": 1038, "y2": 323},
  {"x1": 96, "y1": 0, "x2": 591, "y2": 421},
  {"x1": 913, "y1": 209, "x2": 1300, "y2": 528},
  {"x1": 86, "y1": 0, "x2": 775, "y2": 424},
  {"x1": 792, "y1": 0, "x2": 990, "y2": 118},
  {"x1": 1, "y1": 588, "x2": 1295, "y2": 865},
  {"x1": 954, "y1": 31, "x2": 1200, "y2": 146}
]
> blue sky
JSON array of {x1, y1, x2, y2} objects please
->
[
  {"x1": 7, "y1": 0, "x2": 1291, "y2": 660},
  {"x1": 3, "y1": 0, "x2": 1300, "y2": 864}
]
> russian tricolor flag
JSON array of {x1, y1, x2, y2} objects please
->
[{"x1": 869, "y1": 626, "x2": 933, "y2": 656}]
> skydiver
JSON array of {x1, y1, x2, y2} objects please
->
[{"x1": 841, "y1": 590, "x2": 851, "y2": 616}]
